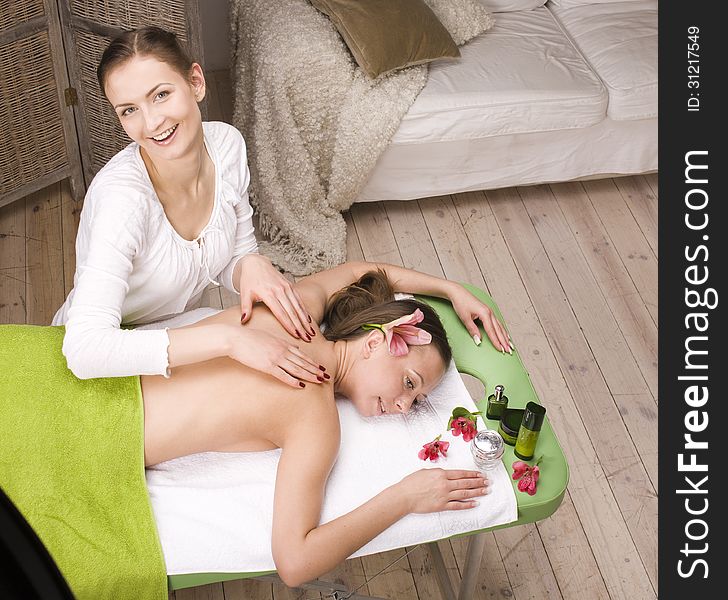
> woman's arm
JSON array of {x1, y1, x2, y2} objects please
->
[
  {"x1": 296, "y1": 261, "x2": 512, "y2": 352},
  {"x1": 271, "y1": 411, "x2": 488, "y2": 587}
]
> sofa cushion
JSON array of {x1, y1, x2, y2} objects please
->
[
  {"x1": 392, "y1": 7, "x2": 607, "y2": 144},
  {"x1": 547, "y1": 0, "x2": 646, "y2": 7},
  {"x1": 548, "y1": 0, "x2": 657, "y2": 120},
  {"x1": 477, "y1": 0, "x2": 546, "y2": 12},
  {"x1": 309, "y1": 0, "x2": 460, "y2": 78}
]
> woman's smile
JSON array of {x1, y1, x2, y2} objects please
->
[{"x1": 150, "y1": 123, "x2": 179, "y2": 145}]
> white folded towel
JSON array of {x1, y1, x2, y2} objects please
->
[{"x1": 142, "y1": 308, "x2": 518, "y2": 575}]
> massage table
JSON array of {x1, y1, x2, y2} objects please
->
[
  {"x1": 161, "y1": 285, "x2": 569, "y2": 599},
  {"x1": 0, "y1": 285, "x2": 567, "y2": 599}
]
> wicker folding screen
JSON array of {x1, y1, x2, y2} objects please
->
[
  {"x1": 0, "y1": 0, "x2": 203, "y2": 209},
  {"x1": 58, "y1": 0, "x2": 205, "y2": 183},
  {"x1": 0, "y1": 0, "x2": 84, "y2": 209}
]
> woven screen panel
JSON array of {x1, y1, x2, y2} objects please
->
[
  {"x1": 0, "y1": 30, "x2": 68, "y2": 197},
  {"x1": 69, "y1": 0, "x2": 190, "y2": 41},
  {"x1": 0, "y1": 0, "x2": 45, "y2": 35},
  {"x1": 74, "y1": 29, "x2": 131, "y2": 174}
]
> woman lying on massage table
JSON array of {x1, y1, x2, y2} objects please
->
[{"x1": 142, "y1": 261, "x2": 512, "y2": 587}]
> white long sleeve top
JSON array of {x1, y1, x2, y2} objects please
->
[{"x1": 52, "y1": 121, "x2": 258, "y2": 379}]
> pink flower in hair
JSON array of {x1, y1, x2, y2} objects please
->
[{"x1": 363, "y1": 309, "x2": 432, "y2": 356}]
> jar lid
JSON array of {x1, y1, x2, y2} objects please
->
[
  {"x1": 499, "y1": 408, "x2": 525, "y2": 437},
  {"x1": 472, "y1": 430, "x2": 505, "y2": 459}
]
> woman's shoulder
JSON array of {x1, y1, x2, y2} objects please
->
[
  {"x1": 83, "y1": 145, "x2": 156, "y2": 218},
  {"x1": 203, "y1": 121, "x2": 246, "y2": 155}
]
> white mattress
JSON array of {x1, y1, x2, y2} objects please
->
[
  {"x1": 142, "y1": 309, "x2": 518, "y2": 575},
  {"x1": 392, "y1": 7, "x2": 607, "y2": 145},
  {"x1": 354, "y1": 3, "x2": 657, "y2": 202},
  {"x1": 549, "y1": 0, "x2": 658, "y2": 121}
]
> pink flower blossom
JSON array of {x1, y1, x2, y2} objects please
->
[
  {"x1": 364, "y1": 309, "x2": 432, "y2": 356},
  {"x1": 449, "y1": 416, "x2": 478, "y2": 442},
  {"x1": 512, "y1": 459, "x2": 541, "y2": 496},
  {"x1": 418, "y1": 435, "x2": 450, "y2": 461}
]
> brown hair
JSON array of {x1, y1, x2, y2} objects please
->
[
  {"x1": 323, "y1": 270, "x2": 452, "y2": 365},
  {"x1": 97, "y1": 26, "x2": 194, "y2": 93}
]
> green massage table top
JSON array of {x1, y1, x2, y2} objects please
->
[{"x1": 168, "y1": 285, "x2": 569, "y2": 591}]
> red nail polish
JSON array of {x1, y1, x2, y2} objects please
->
[
  {"x1": 295, "y1": 329, "x2": 300, "y2": 337},
  {"x1": 240, "y1": 314, "x2": 246, "y2": 323},
  {"x1": 317, "y1": 376, "x2": 324, "y2": 382},
  {"x1": 323, "y1": 373, "x2": 330, "y2": 380},
  {"x1": 306, "y1": 334, "x2": 311, "y2": 342},
  {"x1": 319, "y1": 365, "x2": 326, "y2": 371},
  {"x1": 299, "y1": 382, "x2": 305, "y2": 388},
  {"x1": 308, "y1": 315, "x2": 312, "y2": 323}
]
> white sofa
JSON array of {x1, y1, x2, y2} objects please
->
[{"x1": 356, "y1": 0, "x2": 658, "y2": 202}]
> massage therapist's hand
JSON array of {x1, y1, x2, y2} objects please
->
[
  {"x1": 449, "y1": 285, "x2": 512, "y2": 354},
  {"x1": 227, "y1": 325, "x2": 326, "y2": 388},
  {"x1": 235, "y1": 253, "x2": 317, "y2": 342},
  {"x1": 397, "y1": 469, "x2": 489, "y2": 513}
]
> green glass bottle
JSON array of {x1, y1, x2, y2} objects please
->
[
  {"x1": 514, "y1": 401, "x2": 546, "y2": 460},
  {"x1": 486, "y1": 384, "x2": 509, "y2": 420}
]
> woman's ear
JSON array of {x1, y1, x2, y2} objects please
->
[
  {"x1": 362, "y1": 330, "x2": 385, "y2": 359},
  {"x1": 189, "y1": 62, "x2": 206, "y2": 102}
]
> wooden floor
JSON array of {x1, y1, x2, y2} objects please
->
[{"x1": 0, "y1": 71, "x2": 658, "y2": 600}]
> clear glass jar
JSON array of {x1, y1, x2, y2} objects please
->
[{"x1": 470, "y1": 430, "x2": 505, "y2": 472}]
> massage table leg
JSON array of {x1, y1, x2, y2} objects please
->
[
  {"x1": 256, "y1": 574, "x2": 389, "y2": 600},
  {"x1": 428, "y1": 532, "x2": 488, "y2": 600}
]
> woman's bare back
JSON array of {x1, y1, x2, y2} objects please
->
[{"x1": 141, "y1": 305, "x2": 338, "y2": 466}]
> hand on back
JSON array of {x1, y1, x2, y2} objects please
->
[{"x1": 237, "y1": 254, "x2": 317, "y2": 342}]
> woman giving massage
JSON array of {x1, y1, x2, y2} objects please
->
[{"x1": 142, "y1": 260, "x2": 512, "y2": 586}]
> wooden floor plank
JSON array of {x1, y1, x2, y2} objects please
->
[
  {"x1": 175, "y1": 582, "x2": 225, "y2": 599},
  {"x1": 59, "y1": 180, "x2": 82, "y2": 298},
  {"x1": 452, "y1": 190, "x2": 610, "y2": 600},
  {"x1": 613, "y1": 177, "x2": 658, "y2": 258},
  {"x1": 25, "y1": 182, "x2": 65, "y2": 325},
  {"x1": 517, "y1": 184, "x2": 658, "y2": 491},
  {"x1": 548, "y1": 181, "x2": 657, "y2": 399},
  {"x1": 581, "y1": 179, "x2": 658, "y2": 327},
  {"x1": 0, "y1": 196, "x2": 27, "y2": 323},
  {"x1": 486, "y1": 187, "x2": 656, "y2": 596},
  {"x1": 643, "y1": 173, "x2": 658, "y2": 197},
  {"x1": 495, "y1": 525, "x2": 563, "y2": 600},
  {"x1": 360, "y1": 549, "x2": 419, "y2": 599},
  {"x1": 449, "y1": 536, "x2": 514, "y2": 600},
  {"x1": 222, "y1": 578, "x2": 274, "y2": 600}
]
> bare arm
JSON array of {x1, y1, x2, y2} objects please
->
[{"x1": 271, "y1": 414, "x2": 487, "y2": 587}]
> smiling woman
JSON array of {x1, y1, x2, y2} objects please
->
[{"x1": 52, "y1": 26, "x2": 325, "y2": 385}]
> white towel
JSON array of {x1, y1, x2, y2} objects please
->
[{"x1": 141, "y1": 308, "x2": 518, "y2": 575}]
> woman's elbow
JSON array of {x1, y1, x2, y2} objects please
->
[
  {"x1": 275, "y1": 559, "x2": 310, "y2": 589},
  {"x1": 273, "y1": 547, "x2": 314, "y2": 588},
  {"x1": 61, "y1": 336, "x2": 94, "y2": 380}
]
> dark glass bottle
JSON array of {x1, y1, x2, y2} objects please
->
[
  {"x1": 514, "y1": 401, "x2": 546, "y2": 460},
  {"x1": 486, "y1": 384, "x2": 509, "y2": 420}
]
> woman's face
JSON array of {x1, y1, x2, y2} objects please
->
[
  {"x1": 345, "y1": 332, "x2": 447, "y2": 417},
  {"x1": 104, "y1": 55, "x2": 205, "y2": 162}
]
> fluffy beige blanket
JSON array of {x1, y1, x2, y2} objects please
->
[
  {"x1": 231, "y1": 0, "x2": 428, "y2": 275},
  {"x1": 231, "y1": 0, "x2": 494, "y2": 275}
]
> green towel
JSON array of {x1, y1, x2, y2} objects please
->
[{"x1": 0, "y1": 325, "x2": 167, "y2": 600}]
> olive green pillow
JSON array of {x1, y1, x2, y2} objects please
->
[{"x1": 310, "y1": 0, "x2": 460, "y2": 78}]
